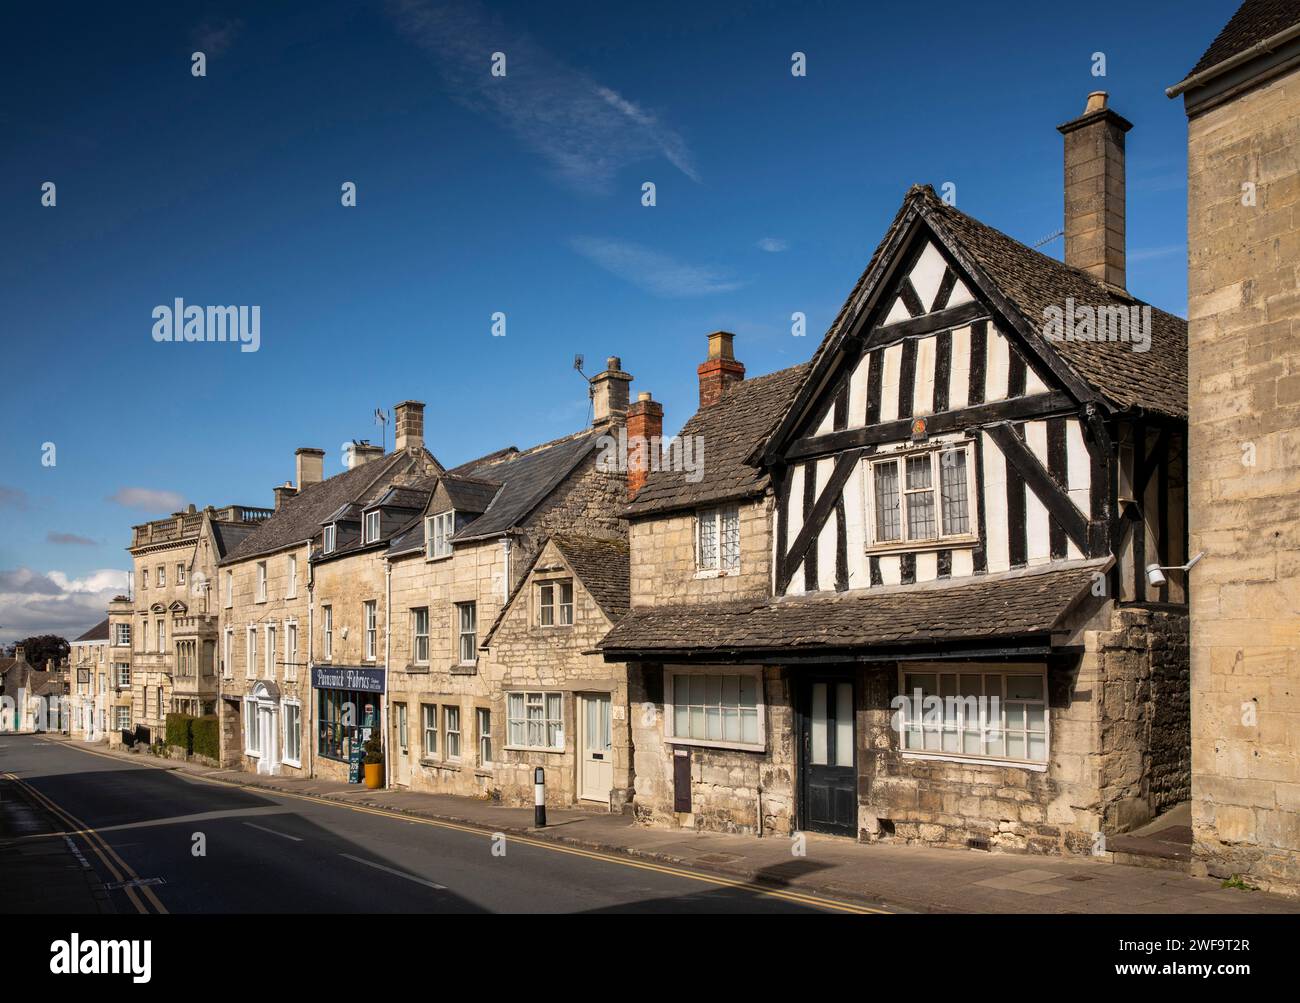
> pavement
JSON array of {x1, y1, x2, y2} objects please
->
[{"x1": 15, "y1": 734, "x2": 1299, "y2": 915}]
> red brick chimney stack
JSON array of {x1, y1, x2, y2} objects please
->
[
  {"x1": 626, "y1": 391, "x2": 664, "y2": 500},
  {"x1": 697, "y1": 331, "x2": 745, "y2": 407}
]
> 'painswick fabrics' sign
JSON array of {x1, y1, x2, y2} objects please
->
[{"x1": 310, "y1": 665, "x2": 385, "y2": 693}]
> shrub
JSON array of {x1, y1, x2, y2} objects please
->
[
  {"x1": 165, "y1": 713, "x2": 196, "y2": 754},
  {"x1": 192, "y1": 715, "x2": 220, "y2": 761},
  {"x1": 363, "y1": 729, "x2": 384, "y2": 765}
]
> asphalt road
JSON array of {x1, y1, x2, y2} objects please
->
[{"x1": 0, "y1": 736, "x2": 846, "y2": 914}]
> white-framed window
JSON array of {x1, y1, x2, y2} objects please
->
[
  {"x1": 244, "y1": 698, "x2": 261, "y2": 755},
  {"x1": 223, "y1": 628, "x2": 233, "y2": 679},
  {"x1": 322, "y1": 605, "x2": 333, "y2": 660},
  {"x1": 364, "y1": 600, "x2": 377, "y2": 661},
  {"x1": 425, "y1": 511, "x2": 455, "y2": 559},
  {"x1": 411, "y1": 607, "x2": 429, "y2": 664},
  {"x1": 444, "y1": 705, "x2": 461, "y2": 760},
  {"x1": 865, "y1": 442, "x2": 977, "y2": 550},
  {"x1": 364, "y1": 510, "x2": 381, "y2": 544},
  {"x1": 422, "y1": 703, "x2": 438, "y2": 757},
  {"x1": 156, "y1": 686, "x2": 165, "y2": 718},
  {"x1": 456, "y1": 602, "x2": 477, "y2": 665},
  {"x1": 246, "y1": 627, "x2": 257, "y2": 680},
  {"x1": 285, "y1": 621, "x2": 298, "y2": 681},
  {"x1": 115, "y1": 663, "x2": 130, "y2": 688},
  {"x1": 157, "y1": 565, "x2": 165, "y2": 587},
  {"x1": 256, "y1": 561, "x2": 268, "y2": 603},
  {"x1": 156, "y1": 618, "x2": 166, "y2": 652},
  {"x1": 665, "y1": 666, "x2": 764, "y2": 752},
  {"x1": 323, "y1": 524, "x2": 336, "y2": 554},
  {"x1": 141, "y1": 568, "x2": 149, "y2": 589},
  {"x1": 477, "y1": 708, "x2": 492, "y2": 765},
  {"x1": 286, "y1": 554, "x2": 298, "y2": 599},
  {"x1": 507, "y1": 691, "x2": 563, "y2": 750},
  {"x1": 266, "y1": 624, "x2": 277, "y2": 678},
  {"x1": 114, "y1": 706, "x2": 131, "y2": 731},
  {"x1": 283, "y1": 701, "x2": 302, "y2": 767},
  {"x1": 539, "y1": 580, "x2": 574, "y2": 627},
  {"x1": 223, "y1": 570, "x2": 232, "y2": 608},
  {"x1": 897, "y1": 664, "x2": 1048, "y2": 768},
  {"x1": 176, "y1": 563, "x2": 185, "y2": 585},
  {"x1": 696, "y1": 505, "x2": 741, "y2": 573},
  {"x1": 114, "y1": 623, "x2": 131, "y2": 646}
]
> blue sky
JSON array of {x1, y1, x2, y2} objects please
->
[{"x1": 0, "y1": 0, "x2": 1228, "y2": 642}]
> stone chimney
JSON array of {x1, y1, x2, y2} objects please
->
[
  {"x1": 698, "y1": 331, "x2": 745, "y2": 407},
  {"x1": 14, "y1": 643, "x2": 25, "y2": 665},
  {"x1": 591, "y1": 357, "x2": 632, "y2": 424},
  {"x1": 1058, "y1": 91, "x2": 1131, "y2": 289},
  {"x1": 626, "y1": 391, "x2": 664, "y2": 500},
  {"x1": 348, "y1": 442, "x2": 384, "y2": 469},
  {"x1": 296, "y1": 448, "x2": 325, "y2": 489},
  {"x1": 394, "y1": 400, "x2": 425, "y2": 453},
  {"x1": 273, "y1": 482, "x2": 298, "y2": 510}
]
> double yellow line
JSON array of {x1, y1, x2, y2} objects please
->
[
  {"x1": 2, "y1": 770, "x2": 168, "y2": 915},
  {"x1": 68, "y1": 744, "x2": 882, "y2": 914}
]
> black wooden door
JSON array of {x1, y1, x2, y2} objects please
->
[{"x1": 798, "y1": 676, "x2": 857, "y2": 836}]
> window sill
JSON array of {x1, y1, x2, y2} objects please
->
[
  {"x1": 282, "y1": 758, "x2": 302, "y2": 769},
  {"x1": 666, "y1": 736, "x2": 765, "y2": 754},
  {"x1": 900, "y1": 751, "x2": 1047, "y2": 772},
  {"x1": 864, "y1": 538, "x2": 978, "y2": 557},
  {"x1": 404, "y1": 663, "x2": 430, "y2": 674},
  {"x1": 693, "y1": 568, "x2": 740, "y2": 580},
  {"x1": 425, "y1": 553, "x2": 453, "y2": 563},
  {"x1": 450, "y1": 663, "x2": 478, "y2": 676},
  {"x1": 420, "y1": 758, "x2": 461, "y2": 771},
  {"x1": 503, "y1": 745, "x2": 565, "y2": 755}
]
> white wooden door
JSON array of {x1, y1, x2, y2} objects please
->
[
  {"x1": 258, "y1": 705, "x2": 278, "y2": 775},
  {"x1": 393, "y1": 702, "x2": 410, "y2": 786},
  {"x1": 578, "y1": 693, "x2": 613, "y2": 804}
]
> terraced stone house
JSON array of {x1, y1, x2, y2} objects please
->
[{"x1": 603, "y1": 96, "x2": 1193, "y2": 855}]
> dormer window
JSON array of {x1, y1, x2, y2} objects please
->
[
  {"x1": 425, "y1": 511, "x2": 455, "y2": 559},
  {"x1": 539, "y1": 581, "x2": 574, "y2": 627},
  {"x1": 696, "y1": 505, "x2": 741, "y2": 573},
  {"x1": 323, "y1": 524, "x2": 336, "y2": 554},
  {"x1": 364, "y1": 510, "x2": 381, "y2": 544}
]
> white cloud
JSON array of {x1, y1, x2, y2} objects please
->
[
  {"x1": 47, "y1": 532, "x2": 97, "y2": 546},
  {"x1": 389, "y1": 0, "x2": 698, "y2": 193},
  {"x1": 570, "y1": 237, "x2": 746, "y2": 297},
  {"x1": 1128, "y1": 245, "x2": 1185, "y2": 262},
  {"x1": 107, "y1": 487, "x2": 185, "y2": 512},
  {"x1": 0, "y1": 567, "x2": 129, "y2": 645},
  {"x1": 757, "y1": 237, "x2": 788, "y2": 253},
  {"x1": 193, "y1": 18, "x2": 242, "y2": 57}
]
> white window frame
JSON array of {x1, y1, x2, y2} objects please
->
[
  {"x1": 422, "y1": 703, "x2": 438, "y2": 758},
  {"x1": 244, "y1": 697, "x2": 261, "y2": 756},
  {"x1": 863, "y1": 441, "x2": 978, "y2": 553},
  {"x1": 176, "y1": 563, "x2": 185, "y2": 585},
  {"x1": 477, "y1": 707, "x2": 492, "y2": 765},
  {"x1": 455, "y1": 602, "x2": 477, "y2": 665},
  {"x1": 246, "y1": 627, "x2": 257, "y2": 680},
  {"x1": 115, "y1": 663, "x2": 131, "y2": 688},
  {"x1": 505, "y1": 691, "x2": 564, "y2": 751},
  {"x1": 444, "y1": 705, "x2": 462, "y2": 761},
  {"x1": 114, "y1": 706, "x2": 131, "y2": 731},
  {"x1": 157, "y1": 565, "x2": 165, "y2": 587},
  {"x1": 156, "y1": 618, "x2": 166, "y2": 652},
  {"x1": 411, "y1": 607, "x2": 429, "y2": 665},
  {"x1": 364, "y1": 510, "x2": 381, "y2": 544},
  {"x1": 114, "y1": 623, "x2": 131, "y2": 647},
  {"x1": 265, "y1": 623, "x2": 277, "y2": 678},
  {"x1": 223, "y1": 570, "x2": 232, "y2": 608},
  {"x1": 256, "y1": 561, "x2": 268, "y2": 603},
  {"x1": 323, "y1": 524, "x2": 336, "y2": 555},
  {"x1": 364, "y1": 600, "x2": 378, "y2": 661},
  {"x1": 142, "y1": 568, "x2": 148, "y2": 589},
  {"x1": 286, "y1": 554, "x2": 298, "y2": 599},
  {"x1": 282, "y1": 700, "x2": 302, "y2": 767},
  {"x1": 664, "y1": 665, "x2": 766, "y2": 753},
  {"x1": 538, "y1": 580, "x2": 574, "y2": 627},
  {"x1": 896, "y1": 663, "x2": 1049, "y2": 771},
  {"x1": 223, "y1": 628, "x2": 233, "y2": 679},
  {"x1": 322, "y1": 605, "x2": 333, "y2": 660},
  {"x1": 426, "y1": 511, "x2": 455, "y2": 559},
  {"x1": 285, "y1": 620, "x2": 298, "y2": 681},
  {"x1": 695, "y1": 505, "x2": 741, "y2": 575}
]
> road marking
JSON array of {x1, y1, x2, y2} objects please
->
[
  {"x1": 52, "y1": 740, "x2": 885, "y2": 914},
  {"x1": 1, "y1": 771, "x2": 168, "y2": 915},
  {"x1": 244, "y1": 821, "x2": 302, "y2": 842},
  {"x1": 339, "y1": 853, "x2": 447, "y2": 890}
]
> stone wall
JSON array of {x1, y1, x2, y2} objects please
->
[{"x1": 1186, "y1": 63, "x2": 1300, "y2": 894}]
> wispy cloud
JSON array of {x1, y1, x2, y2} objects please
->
[
  {"x1": 107, "y1": 487, "x2": 185, "y2": 512},
  {"x1": 757, "y1": 237, "x2": 788, "y2": 253},
  {"x1": 570, "y1": 237, "x2": 745, "y2": 298},
  {"x1": 389, "y1": 0, "x2": 698, "y2": 193},
  {"x1": 0, "y1": 567, "x2": 130, "y2": 644},
  {"x1": 0, "y1": 486, "x2": 29, "y2": 510},
  {"x1": 1129, "y1": 244, "x2": 1185, "y2": 262},
  {"x1": 47, "y1": 532, "x2": 97, "y2": 547},
  {"x1": 193, "y1": 18, "x2": 242, "y2": 56}
]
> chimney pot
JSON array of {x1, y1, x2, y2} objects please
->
[
  {"x1": 626, "y1": 392, "x2": 665, "y2": 500},
  {"x1": 698, "y1": 331, "x2": 745, "y2": 407},
  {"x1": 1058, "y1": 92, "x2": 1132, "y2": 288},
  {"x1": 394, "y1": 400, "x2": 425, "y2": 454},
  {"x1": 295, "y1": 447, "x2": 325, "y2": 489}
]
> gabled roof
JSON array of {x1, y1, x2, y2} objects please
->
[
  {"x1": 220, "y1": 449, "x2": 440, "y2": 565},
  {"x1": 600, "y1": 560, "x2": 1108, "y2": 658},
  {"x1": 624, "y1": 363, "x2": 810, "y2": 518},
  {"x1": 758, "y1": 185, "x2": 1187, "y2": 462},
  {"x1": 436, "y1": 475, "x2": 502, "y2": 515},
  {"x1": 482, "y1": 533, "x2": 629, "y2": 646},
  {"x1": 1186, "y1": 0, "x2": 1300, "y2": 79},
  {"x1": 366, "y1": 486, "x2": 430, "y2": 512},
  {"x1": 72, "y1": 618, "x2": 110, "y2": 643},
  {"x1": 210, "y1": 521, "x2": 259, "y2": 558}
]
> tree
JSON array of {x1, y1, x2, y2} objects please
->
[{"x1": 16, "y1": 634, "x2": 70, "y2": 670}]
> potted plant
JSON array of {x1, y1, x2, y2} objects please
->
[{"x1": 363, "y1": 729, "x2": 384, "y2": 789}]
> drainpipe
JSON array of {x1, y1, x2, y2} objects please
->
[
  {"x1": 501, "y1": 537, "x2": 512, "y2": 601},
  {"x1": 306, "y1": 548, "x2": 315, "y2": 779},
  {"x1": 384, "y1": 558, "x2": 392, "y2": 790}
]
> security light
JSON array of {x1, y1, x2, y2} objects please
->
[{"x1": 1145, "y1": 551, "x2": 1205, "y2": 589}]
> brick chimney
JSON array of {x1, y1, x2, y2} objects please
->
[
  {"x1": 394, "y1": 400, "x2": 425, "y2": 453},
  {"x1": 1058, "y1": 91, "x2": 1131, "y2": 289},
  {"x1": 698, "y1": 331, "x2": 745, "y2": 407},
  {"x1": 626, "y1": 391, "x2": 664, "y2": 500},
  {"x1": 348, "y1": 442, "x2": 384, "y2": 468},
  {"x1": 295, "y1": 448, "x2": 324, "y2": 489},
  {"x1": 591, "y1": 356, "x2": 632, "y2": 424}
]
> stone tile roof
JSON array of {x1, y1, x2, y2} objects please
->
[
  {"x1": 72, "y1": 618, "x2": 110, "y2": 643},
  {"x1": 1187, "y1": 0, "x2": 1300, "y2": 77},
  {"x1": 220, "y1": 450, "x2": 437, "y2": 565},
  {"x1": 600, "y1": 561, "x2": 1106, "y2": 657},
  {"x1": 552, "y1": 535, "x2": 630, "y2": 622},
  {"x1": 438, "y1": 475, "x2": 502, "y2": 515},
  {"x1": 210, "y1": 521, "x2": 259, "y2": 558},
  {"x1": 624, "y1": 363, "x2": 811, "y2": 518}
]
